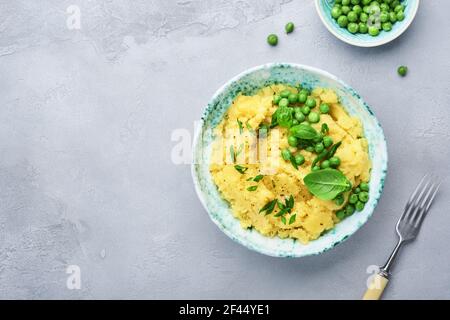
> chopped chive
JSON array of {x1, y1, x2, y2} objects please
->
[{"x1": 234, "y1": 165, "x2": 248, "y2": 174}]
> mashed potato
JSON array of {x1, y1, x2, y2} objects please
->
[{"x1": 209, "y1": 85, "x2": 371, "y2": 244}]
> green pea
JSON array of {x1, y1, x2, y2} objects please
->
[
  {"x1": 319, "y1": 103, "x2": 330, "y2": 114},
  {"x1": 273, "y1": 94, "x2": 281, "y2": 105},
  {"x1": 323, "y1": 136, "x2": 333, "y2": 148},
  {"x1": 353, "y1": 4, "x2": 363, "y2": 15},
  {"x1": 335, "y1": 0, "x2": 343, "y2": 3},
  {"x1": 293, "y1": 107, "x2": 302, "y2": 114},
  {"x1": 288, "y1": 135, "x2": 298, "y2": 147},
  {"x1": 397, "y1": 65, "x2": 407, "y2": 77},
  {"x1": 362, "y1": 0, "x2": 371, "y2": 5},
  {"x1": 359, "y1": 191, "x2": 369, "y2": 203},
  {"x1": 360, "y1": 182, "x2": 369, "y2": 191},
  {"x1": 382, "y1": 22, "x2": 392, "y2": 31},
  {"x1": 292, "y1": 119, "x2": 299, "y2": 125},
  {"x1": 336, "y1": 210, "x2": 346, "y2": 220},
  {"x1": 294, "y1": 111, "x2": 306, "y2": 123},
  {"x1": 368, "y1": 26, "x2": 380, "y2": 36},
  {"x1": 305, "y1": 97, "x2": 316, "y2": 108},
  {"x1": 308, "y1": 112, "x2": 320, "y2": 123},
  {"x1": 305, "y1": 146, "x2": 315, "y2": 153},
  {"x1": 334, "y1": 194, "x2": 345, "y2": 206},
  {"x1": 300, "y1": 88, "x2": 310, "y2": 96},
  {"x1": 380, "y1": 3, "x2": 389, "y2": 12},
  {"x1": 394, "y1": 4, "x2": 404, "y2": 13},
  {"x1": 321, "y1": 160, "x2": 331, "y2": 169},
  {"x1": 390, "y1": 0, "x2": 400, "y2": 9},
  {"x1": 347, "y1": 11, "x2": 358, "y2": 22},
  {"x1": 349, "y1": 194, "x2": 359, "y2": 204},
  {"x1": 329, "y1": 156, "x2": 341, "y2": 167},
  {"x1": 331, "y1": 7, "x2": 342, "y2": 19},
  {"x1": 380, "y1": 11, "x2": 389, "y2": 23},
  {"x1": 280, "y1": 90, "x2": 291, "y2": 98},
  {"x1": 294, "y1": 154, "x2": 305, "y2": 165},
  {"x1": 288, "y1": 93, "x2": 298, "y2": 103},
  {"x1": 359, "y1": 22, "x2": 368, "y2": 33},
  {"x1": 363, "y1": 5, "x2": 370, "y2": 14},
  {"x1": 345, "y1": 204, "x2": 355, "y2": 216},
  {"x1": 350, "y1": 0, "x2": 359, "y2": 4},
  {"x1": 342, "y1": 0, "x2": 350, "y2": 6},
  {"x1": 279, "y1": 98, "x2": 289, "y2": 108},
  {"x1": 312, "y1": 165, "x2": 321, "y2": 171},
  {"x1": 343, "y1": 6, "x2": 351, "y2": 15},
  {"x1": 347, "y1": 22, "x2": 358, "y2": 34},
  {"x1": 301, "y1": 106, "x2": 311, "y2": 115},
  {"x1": 267, "y1": 34, "x2": 278, "y2": 46},
  {"x1": 354, "y1": 187, "x2": 361, "y2": 194},
  {"x1": 396, "y1": 11, "x2": 405, "y2": 21},
  {"x1": 355, "y1": 201, "x2": 365, "y2": 211},
  {"x1": 360, "y1": 12, "x2": 368, "y2": 22},
  {"x1": 315, "y1": 142, "x2": 325, "y2": 153},
  {"x1": 313, "y1": 133, "x2": 323, "y2": 143},
  {"x1": 337, "y1": 15, "x2": 349, "y2": 27},
  {"x1": 281, "y1": 148, "x2": 291, "y2": 161},
  {"x1": 298, "y1": 92, "x2": 308, "y2": 103},
  {"x1": 389, "y1": 11, "x2": 397, "y2": 23},
  {"x1": 285, "y1": 22, "x2": 295, "y2": 34}
]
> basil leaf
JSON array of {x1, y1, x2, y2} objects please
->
[
  {"x1": 303, "y1": 168, "x2": 352, "y2": 200},
  {"x1": 280, "y1": 216, "x2": 287, "y2": 225},
  {"x1": 290, "y1": 124, "x2": 320, "y2": 140}
]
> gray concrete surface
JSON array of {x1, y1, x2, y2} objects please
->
[{"x1": 0, "y1": 0, "x2": 449, "y2": 299}]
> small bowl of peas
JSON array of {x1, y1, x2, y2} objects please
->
[{"x1": 315, "y1": 0, "x2": 419, "y2": 47}]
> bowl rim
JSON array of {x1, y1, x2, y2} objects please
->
[
  {"x1": 191, "y1": 62, "x2": 388, "y2": 257},
  {"x1": 314, "y1": 0, "x2": 420, "y2": 47}
]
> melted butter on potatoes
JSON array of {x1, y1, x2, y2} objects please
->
[{"x1": 209, "y1": 85, "x2": 371, "y2": 244}]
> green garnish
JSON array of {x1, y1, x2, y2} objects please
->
[
  {"x1": 280, "y1": 216, "x2": 287, "y2": 225},
  {"x1": 253, "y1": 175, "x2": 264, "y2": 182},
  {"x1": 230, "y1": 146, "x2": 236, "y2": 162},
  {"x1": 303, "y1": 168, "x2": 352, "y2": 201},
  {"x1": 245, "y1": 120, "x2": 255, "y2": 135},
  {"x1": 321, "y1": 123, "x2": 329, "y2": 135},
  {"x1": 237, "y1": 119, "x2": 243, "y2": 134},
  {"x1": 289, "y1": 214, "x2": 297, "y2": 225},
  {"x1": 247, "y1": 186, "x2": 258, "y2": 192},
  {"x1": 234, "y1": 165, "x2": 248, "y2": 174},
  {"x1": 259, "y1": 199, "x2": 277, "y2": 215}
]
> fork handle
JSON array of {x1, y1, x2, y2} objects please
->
[{"x1": 362, "y1": 272, "x2": 389, "y2": 300}]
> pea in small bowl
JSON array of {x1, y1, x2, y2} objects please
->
[
  {"x1": 191, "y1": 63, "x2": 388, "y2": 258},
  {"x1": 315, "y1": 0, "x2": 420, "y2": 47}
]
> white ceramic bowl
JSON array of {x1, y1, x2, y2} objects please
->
[
  {"x1": 192, "y1": 63, "x2": 388, "y2": 257},
  {"x1": 315, "y1": 0, "x2": 420, "y2": 47}
]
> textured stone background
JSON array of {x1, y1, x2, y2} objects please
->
[{"x1": 0, "y1": 0, "x2": 449, "y2": 299}]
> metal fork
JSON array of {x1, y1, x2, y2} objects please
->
[{"x1": 363, "y1": 174, "x2": 440, "y2": 300}]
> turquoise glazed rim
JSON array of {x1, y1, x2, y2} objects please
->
[
  {"x1": 315, "y1": 0, "x2": 420, "y2": 47},
  {"x1": 191, "y1": 63, "x2": 388, "y2": 258}
]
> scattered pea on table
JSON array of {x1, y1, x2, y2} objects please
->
[{"x1": 267, "y1": 34, "x2": 278, "y2": 46}]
